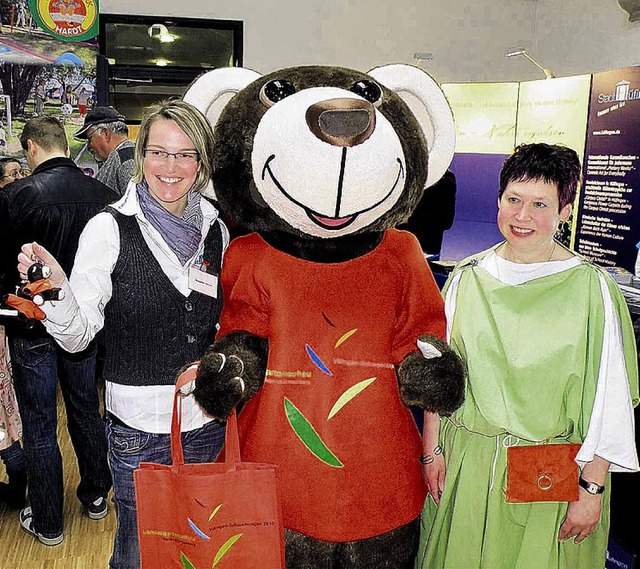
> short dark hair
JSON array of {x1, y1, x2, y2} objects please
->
[
  {"x1": 499, "y1": 143, "x2": 581, "y2": 211},
  {"x1": 20, "y1": 115, "x2": 68, "y2": 154}
]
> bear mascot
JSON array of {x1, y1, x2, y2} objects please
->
[{"x1": 182, "y1": 63, "x2": 466, "y2": 568}]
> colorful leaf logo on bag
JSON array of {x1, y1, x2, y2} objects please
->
[
  {"x1": 187, "y1": 518, "x2": 211, "y2": 541},
  {"x1": 327, "y1": 377, "x2": 376, "y2": 419},
  {"x1": 180, "y1": 552, "x2": 196, "y2": 569},
  {"x1": 212, "y1": 534, "x2": 243, "y2": 568},
  {"x1": 284, "y1": 398, "x2": 343, "y2": 467},
  {"x1": 179, "y1": 531, "x2": 244, "y2": 568}
]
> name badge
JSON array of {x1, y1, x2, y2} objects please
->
[{"x1": 188, "y1": 266, "x2": 218, "y2": 297}]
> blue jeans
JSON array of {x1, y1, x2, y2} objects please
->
[
  {"x1": 9, "y1": 336, "x2": 112, "y2": 538},
  {"x1": 0, "y1": 440, "x2": 25, "y2": 472},
  {"x1": 106, "y1": 417, "x2": 225, "y2": 569}
]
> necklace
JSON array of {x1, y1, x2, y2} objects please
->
[
  {"x1": 546, "y1": 241, "x2": 557, "y2": 262},
  {"x1": 500, "y1": 241, "x2": 557, "y2": 263}
]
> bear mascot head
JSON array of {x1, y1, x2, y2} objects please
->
[{"x1": 183, "y1": 64, "x2": 465, "y2": 568}]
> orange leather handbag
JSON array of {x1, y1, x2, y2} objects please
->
[
  {"x1": 134, "y1": 366, "x2": 285, "y2": 568},
  {"x1": 505, "y1": 443, "x2": 581, "y2": 503}
]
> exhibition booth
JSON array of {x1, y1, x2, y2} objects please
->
[
  {"x1": 0, "y1": 7, "x2": 639, "y2": 566},
  {"x1": 439, "y1": 67, "x2": 640, "y2": 275}
]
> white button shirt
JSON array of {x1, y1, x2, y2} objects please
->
[{"x1": 41, "y1": 180, "x2": 229, "y2": 433}]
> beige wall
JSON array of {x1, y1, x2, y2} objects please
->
[{"x1": 101, "y1": 0, "x2": 640, "y2": 82}]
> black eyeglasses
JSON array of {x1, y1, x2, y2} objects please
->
[
  {"x1": 1, "y1": 170, "x2": 24, "y2": 180},
  {"x1": 86, "y1": 127, "x2": 104, "y2": 142},
  {"x1": 143, "y1": 148, "x2": 200, "y2": 165}
]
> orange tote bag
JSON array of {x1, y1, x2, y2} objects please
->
[{"x1": 134, "y1": 365, "x2": 285, "y2": 568}]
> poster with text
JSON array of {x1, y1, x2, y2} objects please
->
[
  {"x1": 0, "y1": 2, "x2": 98, "y2": 169},
  {"x1": 574, "y1": 67, "x2": 640, "y2": 271},
  {"x1": 439, "y1": 82, "x2": 519, "y2": 261},
  {"x1": 515, "y1": 75, "x2": 592, "y2": 248},
  {"x1": 442, "y1": 82, "x2": 519, "y2": 154},
  {"x1": 515, "y1": 75, "x2": 591, "y2": 155}
]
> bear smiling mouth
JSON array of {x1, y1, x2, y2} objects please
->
[
  {"x1": 261, "y1": 152, "x2": 404, "y2": 230},
  {"x1": 307, "y1": 211, "x2": 357, "y2": 230}
]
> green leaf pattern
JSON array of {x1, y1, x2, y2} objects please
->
[
  {"x1": 327, "y1": 377, "x2": 376, "y2": 419},
  {"x1": 212, "y1": 534, "x2": 243, "y2": 568}
]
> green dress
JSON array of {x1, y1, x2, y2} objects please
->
[{"x1": 417, "y1": 248, "x2": 639, "y2": 569}]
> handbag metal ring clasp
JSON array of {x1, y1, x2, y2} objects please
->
[{"x1": 537, "y1": 474, "x2": 553, "y2": 491}]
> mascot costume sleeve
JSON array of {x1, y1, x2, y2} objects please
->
[{"x1": 183, "y1": 63, "x2": 466, "y2": 568}]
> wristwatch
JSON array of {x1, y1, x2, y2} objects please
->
[{"x1": 579, "y1": 476, "x2": 605, "y2": 495}]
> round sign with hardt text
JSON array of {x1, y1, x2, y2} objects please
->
[{"x1": 29, "y1": 0, "x2": 99, "y2": 42}]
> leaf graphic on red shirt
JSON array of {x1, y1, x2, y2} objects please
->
[
  {"x1": 328, "y1": 377, "x2": 377, "y2": 419},
  {"x1": 285, "y1": 398, "x2": 343, "y2": 467}
]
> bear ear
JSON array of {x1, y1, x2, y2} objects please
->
[
  {"x1": 183, "y1": 67, "x2": 262, "y2": 130},
  {"x1": 368, "y1": 64, "x2": 455, "y2": 189}
]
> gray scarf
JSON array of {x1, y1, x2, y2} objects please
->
[{"x1": 136, "y1": 181, "x2": 203, "y2": 265}]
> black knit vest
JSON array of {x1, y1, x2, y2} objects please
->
[{"x1": 103, "y1": 209, "x2": 223, "y2": 386}]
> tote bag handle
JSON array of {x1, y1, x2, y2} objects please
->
[{"x1": 172, "y1": 363, "x2": 241, "y2": 472}]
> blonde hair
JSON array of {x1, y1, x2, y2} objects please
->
[{"x1": 133, "y1": 99, "x2": 214, "y2": 192}]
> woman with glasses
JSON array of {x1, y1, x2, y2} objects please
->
[
  {"x1": 0, "y1": 158, "x2": 24, "y2": 188},
  {"x1": 16, "y1": 100, "x2": 229, "y2": 568}
]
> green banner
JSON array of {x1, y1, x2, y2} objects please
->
[
  {"x1": 442, "y1": 82, "x2": 519, "y2": 154},
  {"x1": 515, "y1": 75, "x2": 592, "y2": 156},
  {"x1": 28, "y1": 0, "x2": 99, "y2": 42}
]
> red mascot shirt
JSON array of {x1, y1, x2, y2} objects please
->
[{"x1": 218, "y1": 229, "x2": 445, "y2": 542}]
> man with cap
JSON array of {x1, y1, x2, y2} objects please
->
[{"x1": 75, "y1": 106, "x2": 135, "y2": 196}]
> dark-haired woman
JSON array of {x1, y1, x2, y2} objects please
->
[{"x1": 418, "y1": 143, "x2": 639, "y2": 569}]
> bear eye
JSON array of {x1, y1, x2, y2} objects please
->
[
  {"x1": 350, "y1": 80, "x2": 382, "y2": 106},
  {"x1": 259, "y1": 79, "x2": 297, "y2": 107}
]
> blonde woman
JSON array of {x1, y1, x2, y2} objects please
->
[{"x1": 18, "y1": 100, "x2": 229, "y2": 568}]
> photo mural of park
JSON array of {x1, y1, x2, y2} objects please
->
[{"x1": 0, "y1": 0, "x2": 99, "y2": 172}]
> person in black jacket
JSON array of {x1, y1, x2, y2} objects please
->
[
  {"x1": 398, "y1": 169, "x2": 457, "y2": 258},
  {"x1": 0, "y1": 116, "x2": 117, "y2": 546}
]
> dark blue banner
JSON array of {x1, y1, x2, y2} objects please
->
[{"x1": 575, "y1": 67, "x2": 640, "y2": 272}]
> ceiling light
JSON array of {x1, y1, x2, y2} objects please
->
[
  {"x1": 506, "y1": 48, "x2": 554, "y2": 79},
  {"x1": 148, "y1": 23, "x2": 175, "y2": 43}
]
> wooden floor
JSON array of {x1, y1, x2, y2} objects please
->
[{"x1": 0, "y1": 385, "x2": 115, "y2": 568}]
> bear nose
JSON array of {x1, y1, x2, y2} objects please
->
[{"x1": 306, "y1": 98, "x2": 376, "y2": 147}]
